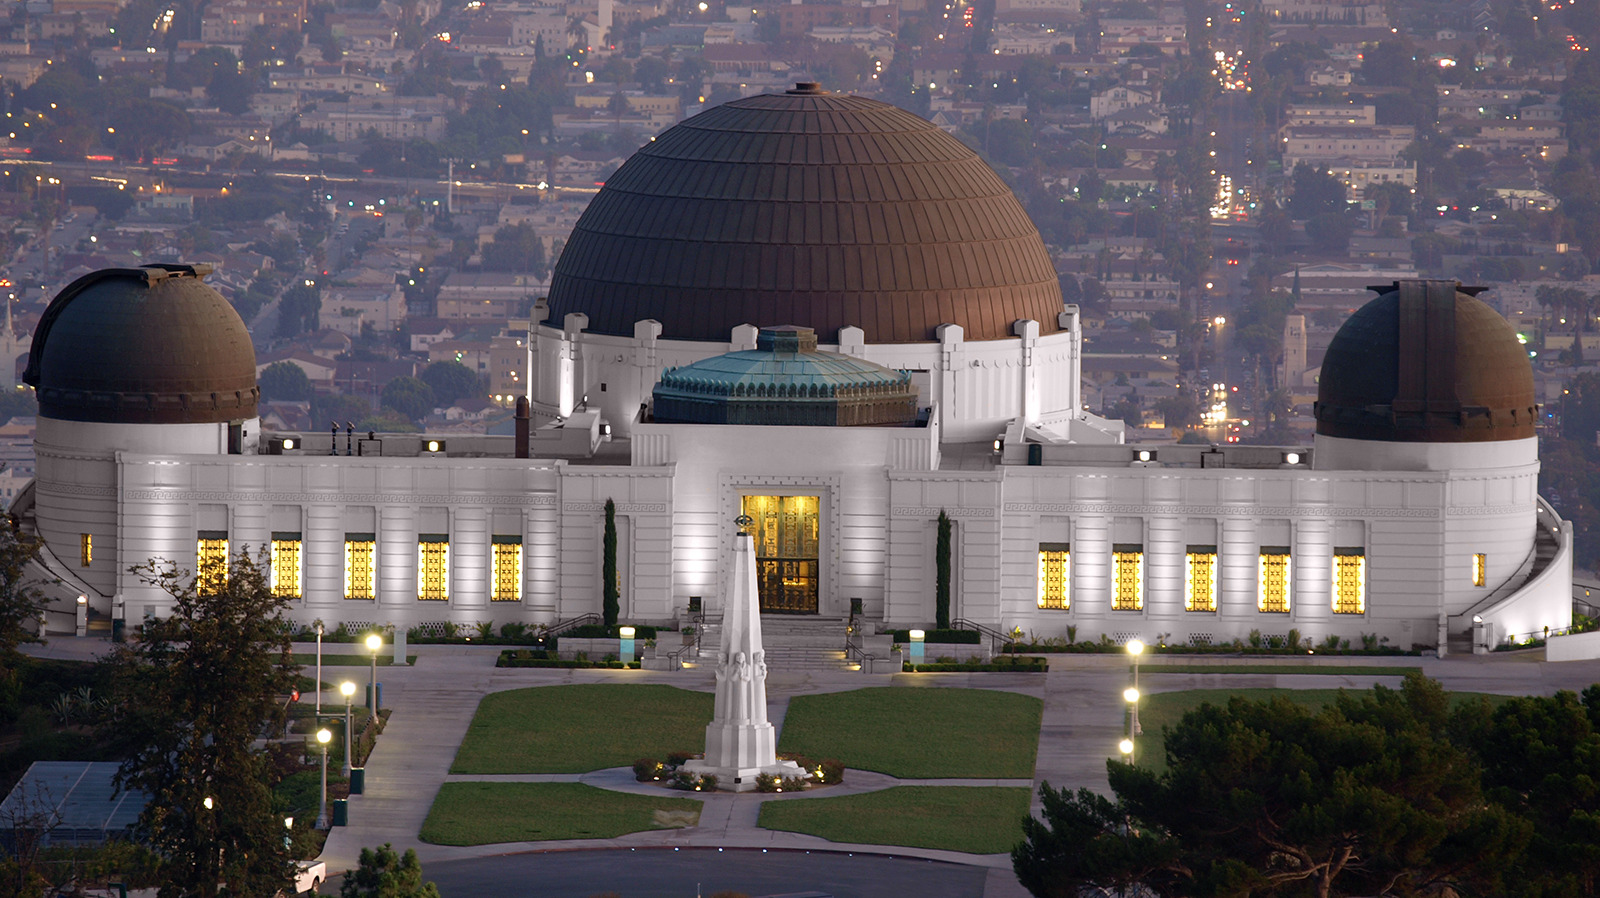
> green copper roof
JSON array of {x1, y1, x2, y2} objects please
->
[{"x1": 652, "y1": 326, "x2": 918, "y2": 426}]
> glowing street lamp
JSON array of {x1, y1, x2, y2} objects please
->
[
  {"x1": 365, "y1": 633, "x2": 382, "y2": 712},
  {"x1": 1126, "y1": 639, "x2": 1144, "y2": 752},
  {"x1": 340, "y1": 681, "x2": 357, "y2": 777},
  {"x1": 314, "y1": 728, "x2": 332, "y2": 830}
]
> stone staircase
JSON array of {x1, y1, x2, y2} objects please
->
[{"x1": 693, "y1": 616, "x2": 859, "y2": 671}]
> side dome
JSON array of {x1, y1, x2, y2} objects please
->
[
  {"x1": 547, "y1": 84, "x2": 1063, "y2": 344},
  {"x1": 1314, "y1": 279, "x2": 1536, "y2": 443},
  {"x1": 24, "y1": 264, "x2": 259, "y2": 424}
]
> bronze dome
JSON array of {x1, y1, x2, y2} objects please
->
[
  {"x1": 546, "y1": 85, "x2": 1064, "y2": 344},
  {"x1": 1314, "y1": 279, "x2": 1537, "y2": 443},
  {"x1": 24, "y1": 264, "x2": 259, "y2": 424}
]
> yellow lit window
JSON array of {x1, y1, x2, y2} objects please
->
[
  {"x1": 1472, "y1": 553, "x2": 1487, "y2": 587},
  {"x1": 1112, "y1": 544, "x2": 1143, "y2": 611},
  {"x1": 80, "y1": 533, "x2": 91, "y2": 567},
  {"x1": 196, "y1": 532, "x2": 229, "y2": 594},
  {"x1": 1258, "y1": 547, "x2": 1291, "y2": 613},
  {"x1": 492, "y1": 537, "x2": 522, "y2": 602},
  {"x1": 271, "y1": 532, "x2": 302, "y2": 599},
  {"x1": 418, "y1": 534, "x2": 449, "y2": 601},
  {"x1": 1332, "y1": 549, "x2": 1365, "y2": 614},
  {"x1": 1185, "y1": 545, "x2": 1217, "y2": 612},
  {"x1": 1038, "y1": 543, "x2": 1070, "y2": 610},
  {"x1": 345, "y1": 534, "x2": 376, "y2": 600}
]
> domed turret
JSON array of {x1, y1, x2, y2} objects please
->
[
  {"x1": 1315, "y1": 279, "x2": 1536, "y2": 444},
  {"x1": 25, "y1": 264, "x2": 258, "y2": 424}
]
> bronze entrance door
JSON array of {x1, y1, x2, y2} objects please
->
[{"x1": 741, "y1": 495, "x2": 820, "y2": 614}]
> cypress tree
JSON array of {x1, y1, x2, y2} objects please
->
[
  {"x1": 936, "y1": 510, "x2": 952, "y2": 629},
  {"x1": 603, "y1": 499, "x2": 619, "y2": 627}
]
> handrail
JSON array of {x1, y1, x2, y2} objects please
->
[
  {"x1": 952, "y1": 618, "x2": 1013, "y2": 656},
  {"x1": 544, "y1": 612, "x2": 601, "y2": 638},
  {"x1": 1453, "y1": 498, "x2": 1564, "y2": 628},
  {"x1": 666, "y1": 627, "x2": 700, "y2": 668}
]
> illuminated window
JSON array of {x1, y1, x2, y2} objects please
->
[
  {"x1": 1258, "y1": 547, "x2": 1291, "y2": 613},
  {"x1": 418, "y1": 534, "x2": 449, "y2": 601},
  {"x1": 1037, "y1": 543, "x2": 1070, "y2": 610},
  {"x1": 492, "y1": 536, "x2": 522, "y2": 602},
  {"x1": 1472, "y1": 553, "x2": 1487, "y2": 587},
  {"x1": 271, "y1": 532, "x2": 302, "y2": 599},
  {"x1": 196, "y1": 531, "x2": 229, "y2": 594},
  {"x1": 1112, "y1": 544, "x2": 1143, "y2": 611},
  {"x1": 1185, "y1": 545, "x2": 1218, "y2": 612},
  {"x1": 1332, "y1": 548, "x2": 1365, "y2": 614},
  {"x1": 345, "y1": 533, "x2": 376, "y2": 600},
  {"x1": 80, "y1": 533, "x2": 91, "y2": 567}
]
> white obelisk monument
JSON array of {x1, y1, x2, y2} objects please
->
[{"x1": 683, "y1": 515, "x2": 806, "y2": 792}]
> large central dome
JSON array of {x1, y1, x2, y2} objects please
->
[{"x1": 546, "y1": 85, "x2": 1064, "y2": 344}]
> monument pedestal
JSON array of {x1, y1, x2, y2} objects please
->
[{"x1": 685, "y1": 528, "x2": 812, "y2": 792}]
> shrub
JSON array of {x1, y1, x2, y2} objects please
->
[
  {"x1": 671, "y1": 770, "x2": 698, "y2": 790},
  {"x1": 633, "y1": 758, "x2": 663, "y2": 782},
  {"x1": 699, "y1": 774, "x2": 718, "y2": 791},
  {"x1": 779, "y1": 775, "x2": 808, "y2": 792},
  {"x1": 754, "y1": 772, "x2": 781, "y2": 793},
  {"x1": 889, "y1": 628, "x2": 982, "y2": 645},
  {"x1": 818, "y1": 758, "x2": 845, "y2": 784},
  {"x1": 666, "y1": 750, "x2": 697, "y2": 767}
]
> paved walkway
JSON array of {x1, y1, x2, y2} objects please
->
[{"x1": 25, "y1": 637, "x2": 1600, "y2": 898}]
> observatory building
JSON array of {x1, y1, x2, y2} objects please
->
[{"x1": 15, "y1": 87, "x2": 1570, "y2": 654}]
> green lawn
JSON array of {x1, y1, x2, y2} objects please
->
[
  {"x1": 290, "y1": 654, "x2": 414, "y2": 666},
  {"x1": 1140, "y1": 664, "x2": 1418, "y2": 676},
  {"x1": 451, "y1": 684, "x2": 714, "y2": 774},
  {"x1": 421, "y1": 782, "x2": 702, "y2": 845},
  {"x1": 758, "y1": 786, "x2": 1030, "y2": 855},
  {"x1": 778, "y1": 687, "x2": 1041, "y2": 778}
]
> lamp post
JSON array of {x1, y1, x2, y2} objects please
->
[
  {"x1": 365, "y1": 633, "x2": 382, "y2": 712},
  {"x1": 1125, "y1": 639, "x2": 1144, "y2": 757},
  {"x1": 314, "y1": 728, "x2": 332, "y2": 830},
  {"x1": 315, "y1": 622, "x2": 324, "y2": 716},
  {"x1": 340, "y1": 681, "x2": 356, "y2": 777}
]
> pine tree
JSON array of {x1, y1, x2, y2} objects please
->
[{"x1": 340, "y1": 844, "x2": 440, "y2": 898}]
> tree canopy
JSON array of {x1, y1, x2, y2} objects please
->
[
  {"x1": 380, "y1": 376, "x2": 436, "y2": 422},
  {"x1": 1011, "y1": 673, "x2": 1600, "y2": 898},
  {"x1": 101, "y1": 552, "x2": 299, "y2": 898},
  {"x1": 418, "y1": 361, "x2": 481, "y2": 407},
  {"x1": 258, "y1": 361, "x2": 312, "y2": 403}
]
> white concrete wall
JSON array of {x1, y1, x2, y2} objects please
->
[
  {"x1": 111, "y1": 453, "x2": 564, "y2": 626},
  {"x1": 1546, "y1": 627, "x2": 1600, "y2": 662},
  {"x1": 529, "y1": 319, "x2": 1086, "y2": 443},
  {"x1": 33, "y1": 416, "x2": 252, "y2": 602}
]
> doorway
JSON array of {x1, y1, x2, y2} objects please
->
[{"x1": 741, "y1": 495, "x2": 820, "y2": 614}]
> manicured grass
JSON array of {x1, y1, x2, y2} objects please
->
[
  {"x1": 1140, "y1": 664, "x2": 1418, "y2": 676},
  {"x1": 778, "y1": 687, "x2": 1041, "y2": 778},
  {"x1": 758, "y1": 786, "x2": 1030, "y2": 855},
  {"x1": 420, "y1": 782, "x2": 702, "y2": 845},
  {"x1": 290, "y1": 654, "x2": 414, "y2": 666},
  {"x1": 1135, "y1": 688, "x2": 1519, "y2": 773},
  {"x1": 451, "y1": 684, "x2": 714, "y2": 774}
]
